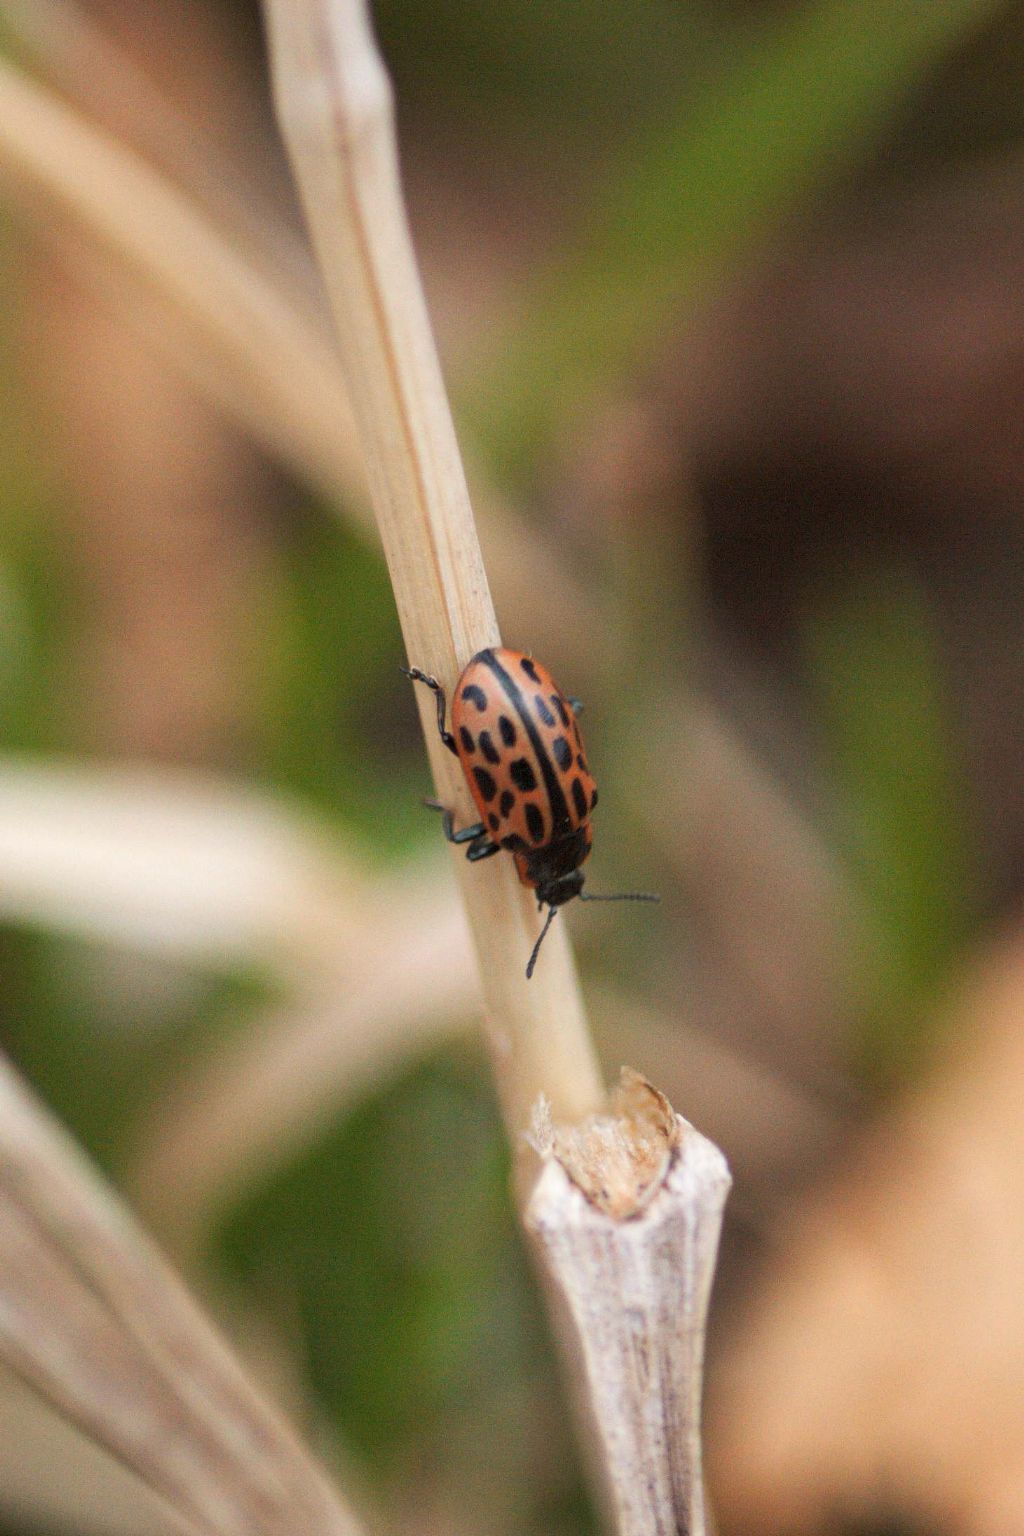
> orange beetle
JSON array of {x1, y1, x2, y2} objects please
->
[{"x1": 404, "y1": 647, "x2": 657, "y2": 976}]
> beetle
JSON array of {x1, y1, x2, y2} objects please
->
[{"x1": 403, "y1": 646, "x2": 658, "y2": 977}]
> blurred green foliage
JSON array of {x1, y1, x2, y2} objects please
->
[
  {"x1": 253, "y1": 502, "x2": 428, "y2": 855},
  {"x1": 219, "y1": 1048, "x2": 596, "y2": 1529},
  {"x1": 0, "y1": 926, "x2": 272, "y2": 1173},
  {"x1": 466, "y1": 0, "x2": 1013, "y2": 485},
  {"x1": 802, "y1": 570, "x2": 971, "y2": 1083}
]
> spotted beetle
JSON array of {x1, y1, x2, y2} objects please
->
[{"x1": 404, "y1": 647, "x2": 658, "y2": 977}]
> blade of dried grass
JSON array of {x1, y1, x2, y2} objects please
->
[
  {"x1": 0, "y1": 759, "x2": 367, "y2": 975},
  {"x1": 529, "y1": 1089, "x2": 731, "y2": 1536},
  {"x1": 0, "y1": 45, "x2": 594, "y2": 671},
  {"x1": 132, "y1": 869, "x2": 476, "y2": 1255},
  {"x1": 0, "y1": 1368, "x2": 184, "y2": 1536},
  {"x1": 0, "y1": 1053, "x2": 362, "y2": 1536},
  {"x1": 261, "y1": 0, "x2": 602, "y2": 1140},
  {"x1": 673, "y1": 698, "x2": 861, "y2": 1080},
  {"x1": 0, "y1": 0, "x2": 317, "y2": 298},
  {"x1": 0, "y1": 52, "x2": 365, "y2": 515},
  {"x1": 261, "y1": 6, "x2": 730, "y2": 1531}
]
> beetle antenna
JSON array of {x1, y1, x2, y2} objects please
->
[
  {"x1": 579, "y1": 891, "x2": 660, "y2": 902},
  {"x1": 525, "y1": 906, "x2": 558, "y2": 979}
]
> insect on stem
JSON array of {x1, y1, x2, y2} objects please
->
[{"x1": 406, "y1": 646, "x2": 658, "y2": 977}]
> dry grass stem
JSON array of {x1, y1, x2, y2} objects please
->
[
  {"x1": 132, "y1": 870, "x2": 476, "y2": 1255},
  {"x1": 676, "y1": 699, "x2": 858, "y2": 1077},
  {"x1": 529, "y1": 1083, "x2": 731, "y2": 1536},
  {"x1": 262, "y1": 13, "x2": 731, "y2": 1532},
  {"x1": 0, "y1": 53, "x2": 367, "y2": 515},
  {"x1": 0, "y1": 1054, "x2": 363, "y2": 1536},
  {"x1": 0, "y1": 759, "x2": 370, "y2": 975},
  {"x1": 0, "y1": 1369, "x2": 183, "y2": 1536},
  {"x1": 1, "y1": 0, "x2": 318, "y2": 297},
  {"x1": 261, "y1": 0, "x2": 603, "y2": 1139},
  {"x1": 0, "y1": 34, "x2": 596, "y2": 679}
]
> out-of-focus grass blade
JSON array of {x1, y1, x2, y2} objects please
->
[
  {"x1": 802, "y1": 570, "x2": 971, "y2": 1083},
  {"x1": 470, "y1": 0, "x2": 1011, "y2": 482}
]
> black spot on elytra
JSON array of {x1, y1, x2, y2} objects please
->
[
  {"x1": 461, "y1": 684, "x2": 487, "y2": 711},
  {"x1": 459, "y1": 726, "x2": 475, "y2": 754},
  {"x1": 502, "y1": 832, "x2": 526, "y2": 852},
  {"x1": 479, "y1": 729, "x2": 500, "y2": 765},
  {"x1": 488, "y1": 813, "x2": 500, "y2": 831},
  {"x1": 576, "y1": 753, "x2": 588, "y2": 773},
  {"x1": 499, "y1": 790, "x2": 515, "y2": 817},
  {"x1": 573, "y1": 720, "x2": 582, "y2": 745},
  {"x1": 525, "y1": 803, "x2": 545, "y2": 844},
  {"x1": 590, "y1": 788, "x2": 599, "y2": 809},
  {"x1": 571, "y1": 778, "x2": 588, "y2": 819},
  {"x1": 534, "y1": 694, "x2": 555, "y2": 727},
  {"x1": 498, "y1": 714, "x2": 517, "y2": 747},
  {"x1": 552, "y1": 695, "x2": 569, "y2": 727},
  {"x1": 521, "y1": 657, "x2": 540, "y2": 682},
  {"x1": 510, "y1": 758, "x2": 537, "y2": 792},
  {"x1": 552, "y1": 736, "x2": 572, "y2": 771},
  {"x1": 472, "y1": 767, "x2": 498, "y2": 802}
]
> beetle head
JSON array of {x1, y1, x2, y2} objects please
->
[{"x1": 534, "y1": 870, "x2": 585, "y2": 908}]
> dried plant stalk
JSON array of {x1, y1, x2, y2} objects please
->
[
  {"x1": 261, "y1": 0, "x2": 602, "y2": 1138},
  {"x1": 1, "y1": 0, "x2": 316, "y2": 291},
  {"x1": 261, "y1": 4, "x2": 730, "y2": 1530},
  {"x1": 0, "y1": 1369, "x2": 183, "y2": 1536},
  {"x1": 0, "y1": 52, "x2": 365, "y2": 513},
  {"x1": 0, "y1": 1055, "x2": 362, "y2": 1536},
  {"x1": 0, "y1": 759, "x2": 370, "y2": 973},
  {"x1": 529, "y1": 1078, "x2": 731, "y2": 1535},
  {"x1": 133, "y1": 880, "x2": 477, "y2": 1256}
]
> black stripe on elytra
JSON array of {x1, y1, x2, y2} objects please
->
[
  {"x1": 525, "y1": 803, "x2": 545, "y2": 844},
  {"x1": 571, "y1": 777, "x2": 588, "y2": 819},
  {"x1": 480, "y1": 650, "x2": 571, "y2": 831}
]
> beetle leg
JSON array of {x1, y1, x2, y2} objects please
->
[
  {"x1": 466, "y1": 834, "x2": 501, "y2": 862},
  {"x1": 402, "y1": 667, "x2": 458, "y2": 754},
  {"x1": 424, "y1": 800, "x2": 487, "y2": 845},
  {"x1": 449, "y1": 816, "x2": 488, "y2": 846},
  {"x1": 568, "y1": 696, "x2": 584, "y2": 716}
]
